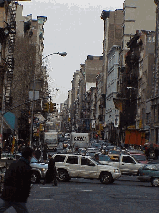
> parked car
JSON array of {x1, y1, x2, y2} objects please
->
[
  {"x1": 106, "y1": 154, "x2": 145, "y2": 175},
  {"x1": 130, "y1": 153, "x2": 148, "y2": 164},
  {"x1": 1, "y1": 153, "x2": 14, "y2": 160},
  {"x1": 63, "y1": 141, "x2": 70, "y2": 148},
  {"x1": 30, "y1": 156, "x2": 48, "y2": 183},
  {"x1": 106, "y1": 146, "x2": 116, "y2": 151},
  {"x1": 64, "y1": 133, "x2": 70, "y2": 140},
  {"x1": 92, "y1": 143, "x2": 101, "y2": 149},
  {"x1": 52, "y1": 153, "x2": 121, "y2": 184},
  {"x1": 86, "y1": 148, "x2": 99, "y2": 157},
  {"x1": 108, "y1": 150, "x2": 121, "y2": 161},
  {"x1": 98, "y1": 154, "x2": 112, "y2": 164},
  {"x1": 137, "y1": 163, "x2": 159, "y2": 186},
  {"x1": 78, "y1": 148, "x2": 87, "y2": 156},
  {"x1": 0, "y1": 155, "x2": 48, "y2": 184}
]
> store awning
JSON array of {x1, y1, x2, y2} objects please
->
[{"x1": 0, "y1": 111, "x2": 16, "y2": 130}]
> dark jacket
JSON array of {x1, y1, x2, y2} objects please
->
[
  {"x1": 35, "y1": 149, "x2": 41, "y2": 160},
  {"x1": 46, "y1": 158, "x2": 57, "y2": 183},
  {"x1": 43, "y1": 145, "x2": 48, "y2": 160},
  {"x1": 1, "y1": 157, "x2": 32, "y2": 202},
  {"x1": 48, "y1": 158, "x2": 55, "y2": 171}
]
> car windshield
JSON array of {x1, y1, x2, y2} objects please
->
[
  {"x1": 107, "y1": 146, "x2": 115, "y2": 150},
  {"x1": 45, "y1": 139, "x2": 57, "y2": 144},
  {"x1": 99, "y1": 155, "x2": 112, "y2": 162},
  {"x1": 109, "y1": 150, "x2": 120, "y2": 154},
  {"x1": 144, "y1": 164, "x2": 159, "y2": 170},
  {"x1": 30, "y1": 157, "x2": 38, "y2": 163},
  {"x1": 132, "y1": 155, "x2": 147, "y2": 161},
  {"x1": 91, "y1": 158, "x2": 102, "y2": 165},
  {"x1": 92, "y1": 143, "x2": 101, "y2": 148}
]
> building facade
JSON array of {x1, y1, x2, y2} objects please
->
[{"x1": 105, "y1": 45, "x2": 121, "y2": 143}]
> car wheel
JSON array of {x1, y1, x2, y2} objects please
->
[
  {"x1": 100, "y1": 172, "x2": 113, "y2": 184},
  {"x1": 58, "y1": 170, "x2": 69, "y2": 182},
  {"x1": 151, "y1": 178, "x2": 159, "y2": 187},
  {"x1": 31, "y1": 172, "x2": 40, "y2": 183}
]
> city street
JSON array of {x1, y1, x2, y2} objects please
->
[{"x1": 4, "y1": 176, "x2": 159, "y2": 213}]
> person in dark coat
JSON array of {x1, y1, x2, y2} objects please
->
[
  {"x1": 145, "y1": 146, "x2": 150, "y2": 160},
  {"x1": 43, "y1": 143, "x2": 48, "y2": 163},
  {"x1": 0, "y1": 147, "x2": 2, "y2": 159},
  {"x1": 154, "y1": 147, "x2": 159, "y2": 160},
  {"x1": 43, "y1": 154, "x2": 57, "y2": 186},
  {"x1": 0, "y1": 147, "x2": 33, "y2": 213}
]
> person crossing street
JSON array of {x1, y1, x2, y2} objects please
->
[{"x1": 43, "y1": 154, "x2": 58, "y2": 186}]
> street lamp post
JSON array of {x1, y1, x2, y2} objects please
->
[
  {"x1": 42, "y1": 52, "x2": 67, "y2": 60},
  {"x1": 29, "y1": 52, "x2": 67, "y2": 147}
]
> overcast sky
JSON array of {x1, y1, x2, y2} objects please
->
[{"x1": 19, "y1": 0, "x2": 125, "y2": 108}]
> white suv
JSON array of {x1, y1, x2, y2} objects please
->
[{"x1": 52, "y1": 154, "x2": 121, "y2": 184}]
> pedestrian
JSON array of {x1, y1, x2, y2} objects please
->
[
  {"x1": 43, "y1": 143, "x2": 48, "y2": 163},
  {"x1": 154, "y1": 147, "x2": 159, "y2": 160},
  {"x1": 0, "y1": 147, "x2": 33, "y2": 213},
  {"x1": 94, "y1": 153, "x2": 99, "y2": 162},
  {"x1": 43, "y1": 154, "x2": 57, "y2": 186},
  {"x1": 96, "y1": 134, "x2": 99, "y2": 142},
  {"x1": 0, "y1": 147, "x2": 2, "y2": 159},
  {"x1": 145, "y1": 146, "x2": 150, "y2": 160}
]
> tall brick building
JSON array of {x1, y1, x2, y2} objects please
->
[{"x1": 85, "y1": 55, "x2": 103, "y2": 91}]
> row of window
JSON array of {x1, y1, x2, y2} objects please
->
[
  {"x1": 54, "y1": 155, "x2": 94, "y2": 166},
  {"x1": 54, "y1": 155, "x2": 135, "y2": 164}
]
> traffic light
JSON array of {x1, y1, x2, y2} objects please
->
[
  {"x1": 39, "y1": 124, "x2": 44, "y2": 131},
  {"x1": 44, "y1": 102, "x2": 49, "y2": 112},
  {"x1": 49, "y1": 102, "x2": 56, "y2": 113}
]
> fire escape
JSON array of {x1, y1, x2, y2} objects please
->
[{"x1": 5, "y1": 1, "x2": 16, "y2": 107}]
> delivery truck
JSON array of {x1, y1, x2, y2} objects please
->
[
  {"x1": 70, "y1": 132, "x2": 90, "y2": 150},
  {"x1": 44, "y1": 131, "x2": 58, "y2": 149}
]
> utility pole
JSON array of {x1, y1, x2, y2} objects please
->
[
  {"x1": 29, "y1": 73, "x2": 36, "y2": 147},
  {"x1": 0, "y1": 84, "x2": 5, "y2": 148}
]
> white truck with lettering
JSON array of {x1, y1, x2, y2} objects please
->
[
  {"x1": 44, "y1": 131, "x2": 58, "y2": 149},
  {"x1": 70, "y1": 132, "x2": 90, "y2": 149}
]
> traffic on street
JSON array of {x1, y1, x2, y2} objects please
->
[
  {"x1": 0, "y1": 134, "x2": 159, "y2": 213},
  {"x1": 0, "y1": 0, "x2": 159, "y2": 212},
  {"x1": 27, "y1": 176, "x2": 159, "y2": 213}
]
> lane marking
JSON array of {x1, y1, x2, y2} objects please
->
[
  {"x1": 32, "y1": 199, "x2": 53, "y2": 200},
  {"x1": 81, "y1": 190, "x2": 93, "y2": 192},
  {"x1": 40, "y1": 187, "x2": 56, "y2": 188}
]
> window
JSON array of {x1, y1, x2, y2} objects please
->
[
  {"x1": 147, "y1": 36, "x2": 152, "y2": 42},
  {"x1": 81, "y1": 157, "x2": 95, "y2": 166},
  {"x1": 31, "y1": 157, "x2": 38, "y2": 163},
  {"x1": 54, "y1": 155, "x2": 66, "y2": 162},
  {"x1": 111, "y1": 157, "x2": 119, "y2": 162},
  {"x1": 99, "y1": 155, "x2": 111, "y2": 162},
  {"x1": 132, "y1": 155, "x2": 146, "y2": 162},
  {"x1": 122, "y1": 156, "x2": 135, "y2": 163},
  {"x1": 146, "y1": 113, "x2": 150, "y2": 124},
  {"x1": 66, "y1": 156, "x2": 78, "y2": 164}
]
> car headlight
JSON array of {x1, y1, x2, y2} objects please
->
[
  {"x1": 40, "y1": 168, "x2": 47, "y2": 172},
  {"x1": 114, "y1": 169, "x2": 119, "y2": 173}
]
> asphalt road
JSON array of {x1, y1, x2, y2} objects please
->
[{"x1": 3, "y1": 176, "x2": 159, "y2": 213}]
